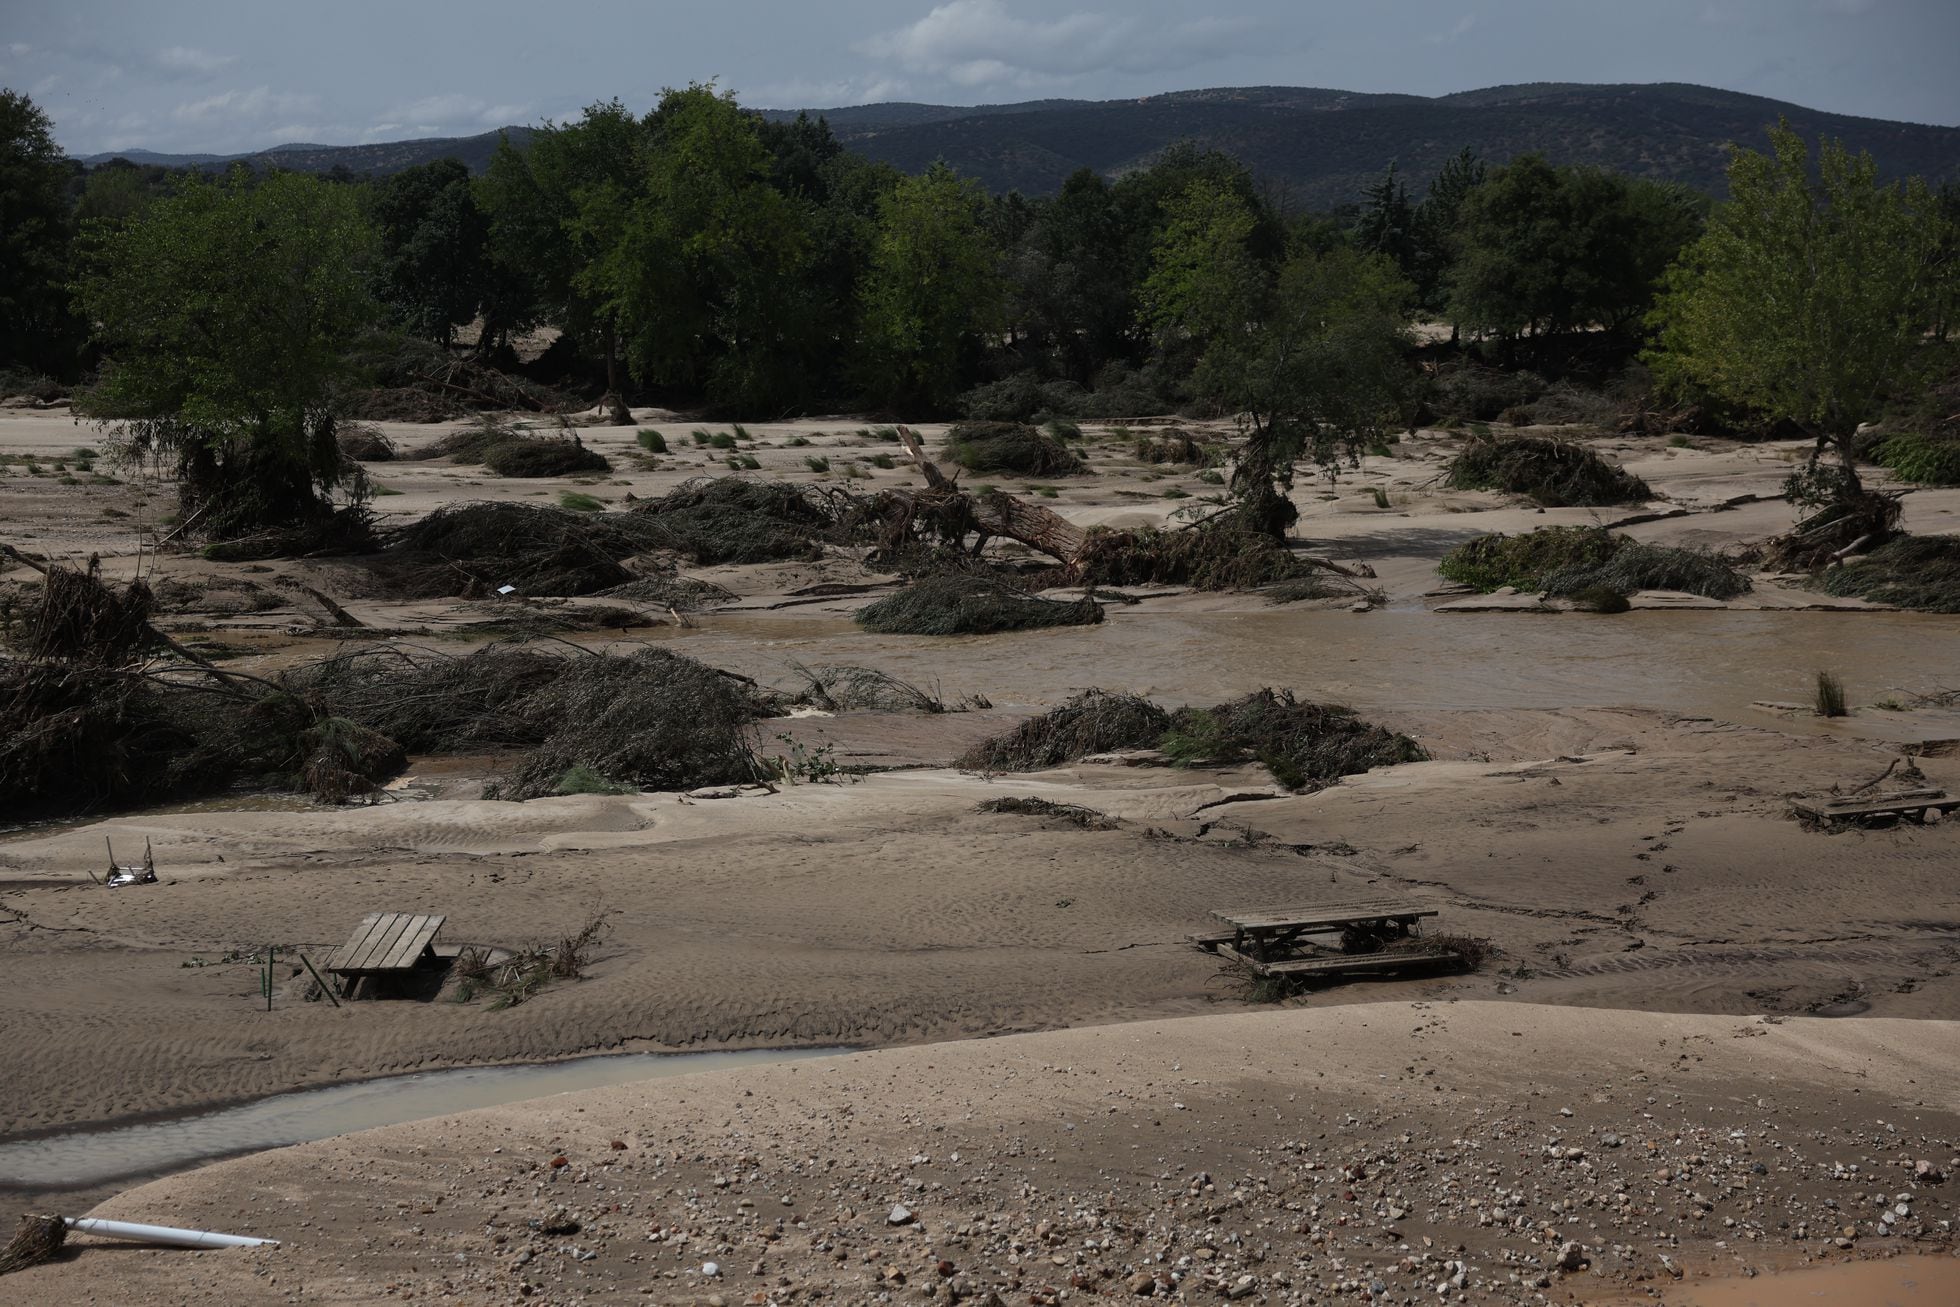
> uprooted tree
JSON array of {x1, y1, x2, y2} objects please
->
[
  {"x1": 1141, "y1": 179, "x2": 1416, "y2": 537},
  {"x1": 74, "y1": 169, "x2": 382, "y2": 542}
]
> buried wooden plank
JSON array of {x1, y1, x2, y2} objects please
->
[
  {"x1": 324, "y1": 913, "x2": 387, "y2": 972},
  {"x1": 375, "y1": 914, "x2": 446, "y2": 971},
  {"x1": 1210, "y1": 900, "x2": 1438, "y2": 932}
]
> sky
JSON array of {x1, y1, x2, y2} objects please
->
[{"x1": 3, "y1": 0, "x2": 1956, "y2": 159}]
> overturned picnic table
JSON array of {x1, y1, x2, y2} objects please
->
[
  {"x1": 324, "y1": 912, "x2": 446, "y2": 998},
  {"x1": 1193, "y1": 898, "x2": 1455, "y2": 979}
]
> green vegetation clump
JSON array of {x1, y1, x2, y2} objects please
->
[
  {"x1": 1162, "y1": 689, "x2": 1426, "y2": 792},
  {"x1": 554, "y1": 764, "x2": 637, "y2": 796},
  {"x1": 943, "y1": 422, "x2": 1086, "y2": 476},
  {"x1": 482, "y1": 435, "x2": 610, "y2": 477},
  {"x1": 636, "y1": 429, "x2": 667, "y2": 453},
  {"x1": 1439, "y1": 527, "x2": 1750, "y2": 600},
  {"x1": 1871, "y1": 432, "x2": 1960, "y2": 486},
  {"x1": 1445, "y1": 433, "x2": 1649, "y2": 506},
  {"x1": 558, "y1": 491, "x2": 604, "y2": 512},
  {"x1": 1813, "y1": 534, "x2": 1960, "y2": 612},
  {"x1": 956, "y1": 690, "x2": 1170, "y2": 772},
  {"x1": 855, "y1": 575, "x2": 1103, "y2": 636}
]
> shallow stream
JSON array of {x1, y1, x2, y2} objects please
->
[{"x1": 0, "y1": 1047, "x2": 844, "y2": 1189}]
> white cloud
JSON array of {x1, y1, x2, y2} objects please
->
[
  {"x1": 745, "y1": 74, "x2": 913, "y2": 109},
  {"x1": 1427, "y1": 13, "x2": 1478, "y2": 45},
  {"x1": 858, "y1": 0, "x2": 1264, "y2": 93},
  {"x1": 171, "y1": 85, "x2": 320, "y2": 125},
  {"x1": 6, "y1": 42, "x2": 31, "y2": 58},
  {"x1": 363, "y1": 92, "x2": 531, "y2": 140},
  {"x1": 154, "y1": 45, "x2": 235, "y2": 77}
]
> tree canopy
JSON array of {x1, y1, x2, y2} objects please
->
[
  {"x1": 74, "y1": 169, "x2": 380, "y2": 537},
  {"x1": 0, "y1": 90, "x2": 81, "y2": 375},
  {"x1": 1648, "y1": 124, "x2": 1951, "y2": 494}
]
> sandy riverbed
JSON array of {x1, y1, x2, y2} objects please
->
[{"x1": 2, "y1": 406, "x2": 1957, "y2": 1301}]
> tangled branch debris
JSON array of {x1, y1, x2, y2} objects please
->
[
  {"x1": 1440, "y1": 527, "x2": 1750, "y2": 601},
  {"x1": 368, "y1": 502, "x2": 651, "y2": 598},
  {"x1": 1445, "y1": 433, "x2": 1651, "y2": 506},
  {"x1": 1813, "y1": 534, "x2": 1960, "y2": 612},
  {"x1": 632, "y1": 477, "x2": 842, "y2": 565},
  {"x1": 957, "y1": 690, "x2": 1170, "y2": 772},
  {"x1": 1163, "y1": 690, "x2": 1427, "y2": 792},
  {"x1": 854, "y1": 574, "x2": 1103, "y2": 636}
]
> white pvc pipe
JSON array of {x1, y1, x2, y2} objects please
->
[{"x1": 63, "y1": 1217, "x2": 279, "y2": 1249}]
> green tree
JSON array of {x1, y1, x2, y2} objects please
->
[
  {"x1": 1353, "y1": 162, "x2": 1417, "y2": 282},
  {"x1": 367, "y1": 158, "x2": 490, "y2": 346},
  {"x1": 1411, "y1": 147, "x2": 1484, "y2": 321},
  {"x1": 0, "y1": 89, "x2": 81, "y2": 375},
  {"x1": 1144, "y1": 181, "x2": 1414, "y2": 536},
  {"x1": 74, "y1": 170, "x2": 380, "y2": 538},
  {"x1": 607, "y1": 84, "x2": 813, "y2": 411},
  {"x1": 1451, "y1": 155, "x2": 1699, "y2": 342},
  {"x1": 858, "y1": 163, "x2": 1002, "y2": 412},
  {"x1": 1648, "y1": 125, "x2": 1947, "y2": 497}
]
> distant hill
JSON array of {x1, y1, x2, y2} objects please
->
[
  {"x1": 78, "y1": 83, "x2": 1960, "y2": 206},
  {"x1": 79, "y1": 127, "x2": 533, "y2": 177}
]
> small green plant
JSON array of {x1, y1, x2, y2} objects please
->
[
  {"x1": 709, "y1": 431, "x2": 737, "y2": 449},
  {"x1": 1468, "y1": 421, "x2": 1492, "y2": 438},
  {"x1": 974, "y1": 483, "x2": 996, "y2": 495},
  {"x1": 869, "y1": 452, "x2": 895, "y2": 469},
  {"x1": 1815, "y1": 671, "x2": 1847, "y2": 718},
  {"x1": 1872, "y1": 696, "x2": 1906, "y2": 711},
  {"x1": 730, "y1": 422, "x2": 752, "y2": 443},
  {"x1": 1370, "y1": 486, "x2": 1390, "y2": 509},
  {"x1": 1035, "y1": 486, "x2": 1058, "y2": 498},
  {"x1": 1162, "y1": 487, "x2": 1189, "y2": 499},
  {"x1": 724, "y1": 455, "x2": 744, "y2": 470},
  {"x1": 865, "y1": 425, "x2": 901, "y2": 443},
  {"x1": 554, "y1": 764, "x2": 634, "y2": 795},
  {"x1": 72, "y1": 446, "x2": 97, "y2": 460},
  {"x1": 637, "y1": 429, "x2": 667, "y2": 453},
  {"x1": 787, "y1": 434, "x2": 811, "y2": 447},
  {"x1": 1667, "y1": 434, "x2": 1694, "y2": 449},
  {"x1": 737, "y1": 453, "x2": 760, "y2": 470},
  {"x1": 558, "y1": 491, "x2": 604, "y2": 512},
  {"x1": 805, "y1": 454, "x2": 831, "y2": 473},
  {"x1": 691, "y1": 429, "x2": 712, "y2": 446},
  {"x1": 768, "y1": 732, "x2": 855, "y2": 785},
  {"x1": 371, "y1": 483, "x2": 403, "y2": 496},
  {"x1": 1198, "y1": 468, "x2": 1224, "y2": 485},
  {"x1": 1043, "y1": 419, "x2": 1083, "y2": 442}
]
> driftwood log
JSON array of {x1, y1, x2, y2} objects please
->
[{"x1": 893, "y1": 426, "x2": 1087, "y2": 563}]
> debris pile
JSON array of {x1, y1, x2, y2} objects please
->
[{"x1": 1445, "y1": 432, "x2": 1650, "y2": 506}]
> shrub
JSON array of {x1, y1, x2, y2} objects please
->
[
  {"x1": 958, "y1": 373, "x2": 1086, "y2": 422},
  {"x1": 558, "y1": 491, "x2": 604, "y2": 512},
  {"x1": 709, "y1": 431, "x2": 737, "y2": 449},
  {"x1": 805, "y1": 455, "x2": 831, "y2": 473},
  {"x1": 554, "y1": 764, "x2": 635, "y2": 795},
  {"x1": 957, "y1": 690, "x2": 1170, "y2": 772},
  {"x1": 943, "y1": 422, "x2": 1086, "y2": 476},
  {"x1": 1815, "y1": 671, "x2": 1847, "y2": 717},
  {"x1": 482, "y1": 436, "x2": 610, "y2": 478},
  {"x1": 636, "y1": 429, "x2": 667, "y2": 453},
  {"x1": 1873, "y1": 432, "x2": 1960, "y2": 486},
  {"x1": 855, "y1": 575, "x2": 1103, "y2": 636},
  {"x1": 1445, "y1": 433, "x2": 1649, "y2": 506}
]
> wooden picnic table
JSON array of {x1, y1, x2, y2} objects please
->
[
  {"x1": 1205, "y1": 898, "x2": 1439, "y2": 963},
  {"x1": 1789, "y1": 788, "x2": 1957, "y2": 826},
  {"x1": 324, "y1": 912, "x2": 446, "y2": 997}
]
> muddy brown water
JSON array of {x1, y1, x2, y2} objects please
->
[
  {"x1": 627, "y1": 609, "x2": 1960, "y2": 728},
  {"x1": 1657, "y1": 1253, "x2": 1960, "y2": 1305}
]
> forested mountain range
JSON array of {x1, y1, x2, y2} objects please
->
[{"x1": 78, "y1": 82, "x2": 1960, "y2": 205}]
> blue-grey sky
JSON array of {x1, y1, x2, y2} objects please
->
[{"x1": 4, "y1": 0, "x2": 1955, "y2": 158}]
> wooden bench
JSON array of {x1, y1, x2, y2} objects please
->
[
  {"x1": 324, "y1": 912, "x2": 446, "y2": 998},
  {"x1": 1790, "y1": 788, "x2": 1957, "y2": 826}
]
